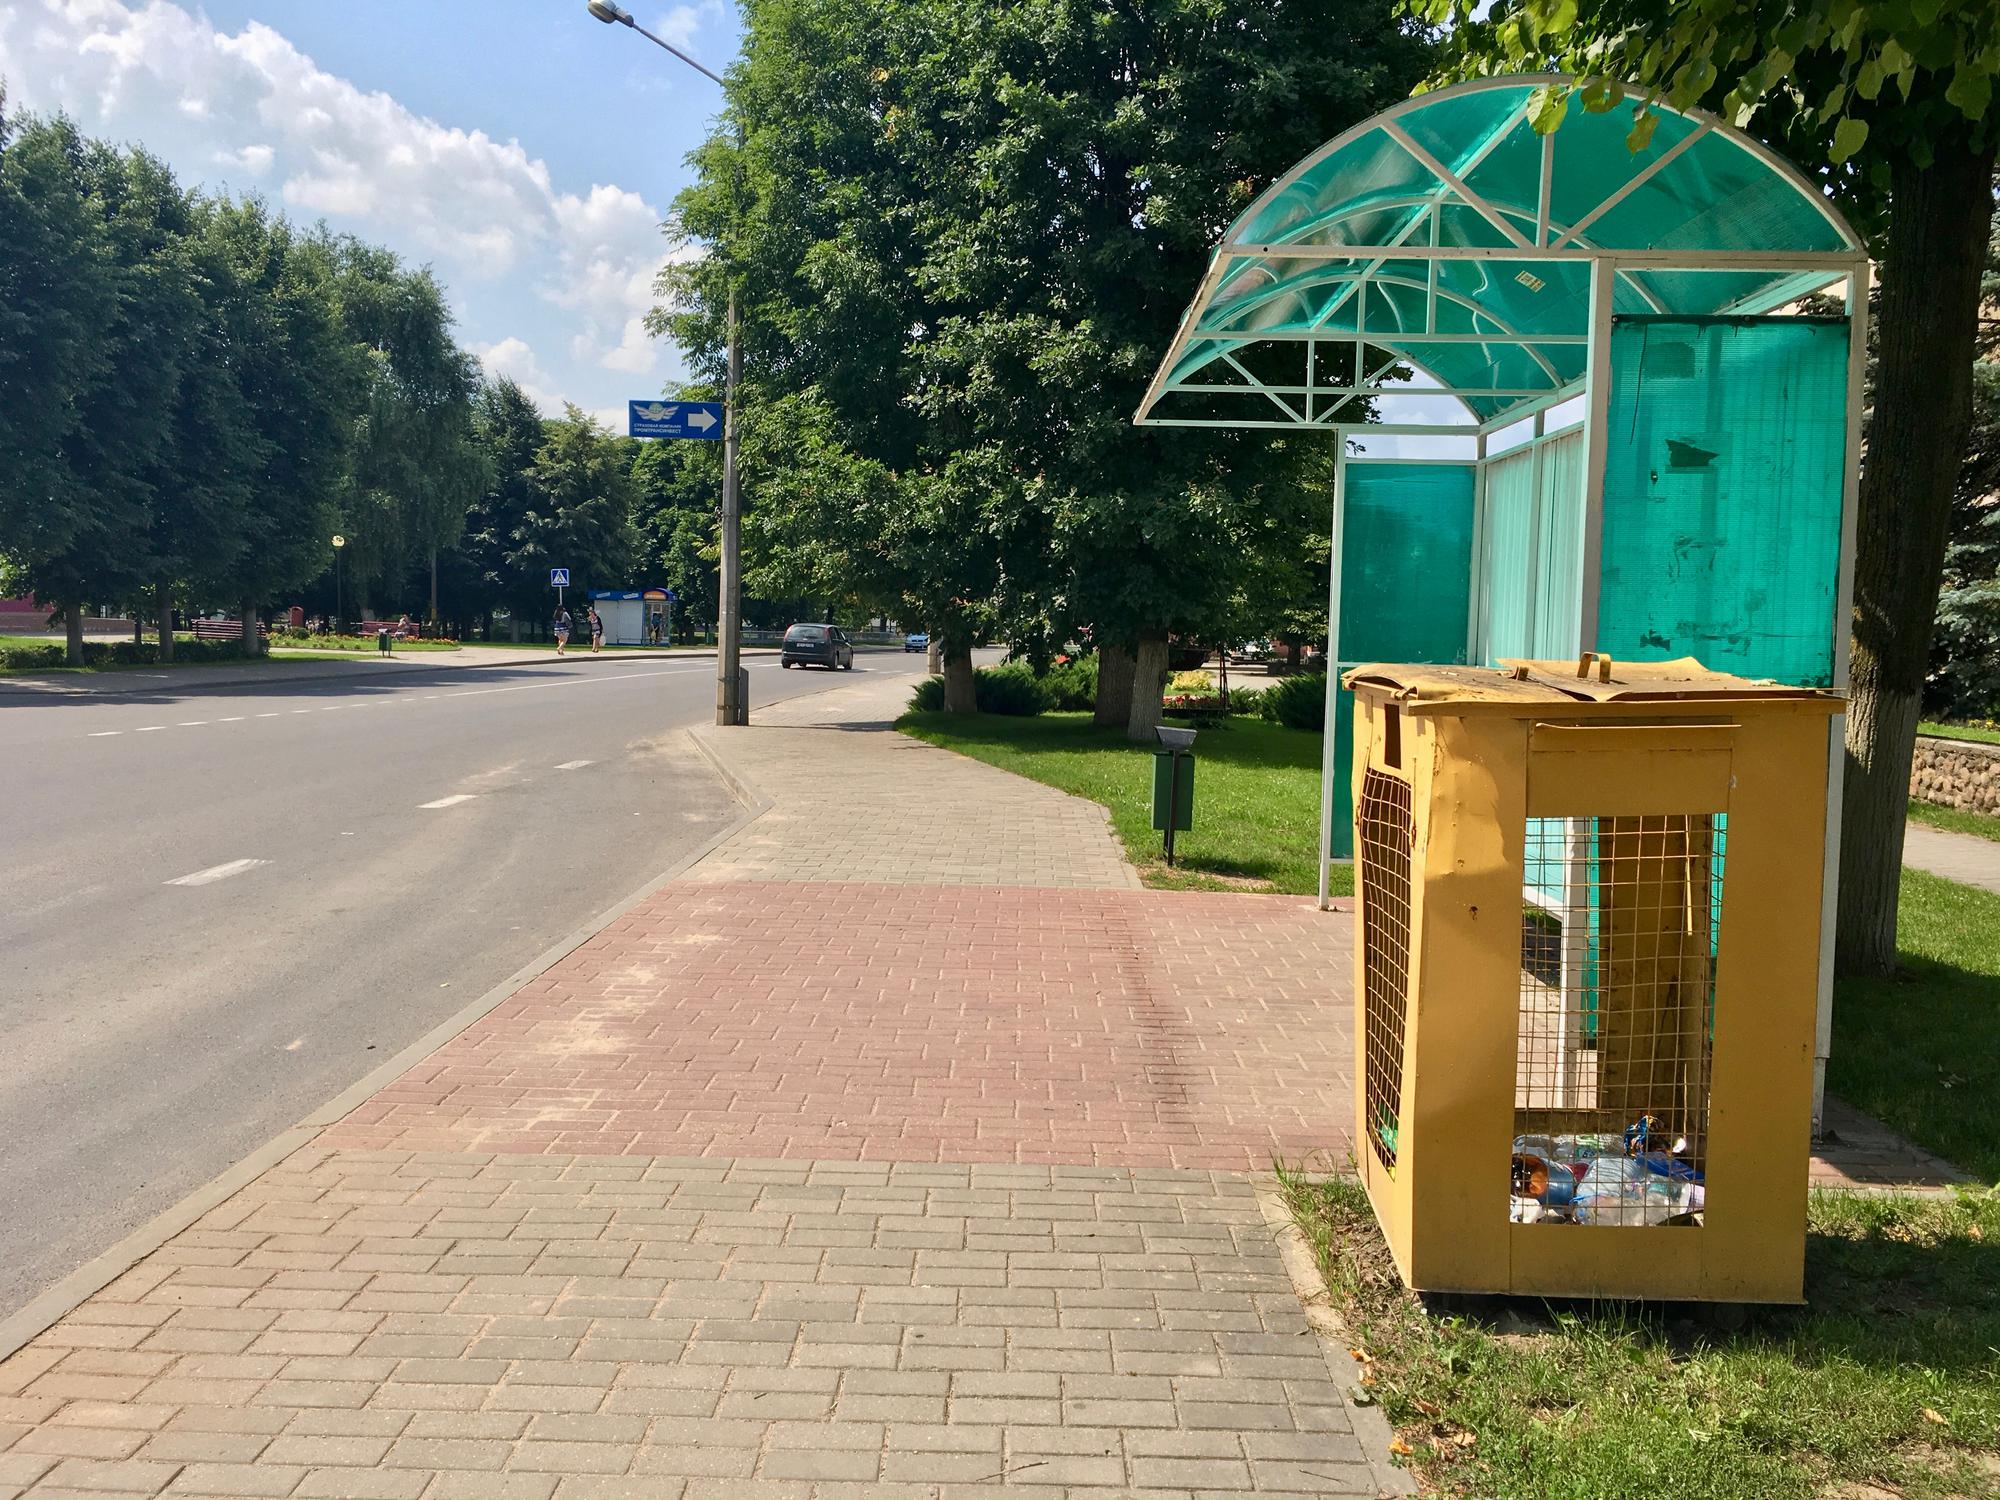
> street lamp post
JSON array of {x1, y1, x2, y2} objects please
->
[
  {"x1": 331, "y1": 534, "x2": 346, "y2": 636},
  {"x1": 586, "y1": 0, "x2": 745, "y2": 726}
]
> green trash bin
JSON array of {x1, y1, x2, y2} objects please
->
[{"x1": 1151, "y1": 726, "x2": 1196, "y2": 864}]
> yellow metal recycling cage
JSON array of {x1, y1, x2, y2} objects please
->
[{"x1": 1344, "y1": 655, "x2": 1842, "y2": 1304}]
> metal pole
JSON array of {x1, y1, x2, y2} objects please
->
[
  {"x1": 717, "y1": 285, "x2": 745, "y2": 725},
  {"x1": 1316, "y1": 444, "x2": 1348, "y2": 911}
]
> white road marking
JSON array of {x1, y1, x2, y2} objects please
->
[
  {"x1": 555, "y1": 759, "x2": 594, "y2": 770},
  {"x1": 87, "y1": 731, "x2": 121, "y2": 737},
  {"x1": 292, "y1": 709, "x2": 312, "y2": 715},
  {"x1": 136, "y1": 725, "x2": 165, "y2": 732},
  {"x1": 256, "y1": 712, "x2": 280, "y2": 718},
  {"x1": 178, "y1": 721, "x2": 209, "y2": 727},
  {"x1": 166, "y1": 857, "x2": 270, "y2": 887},
  {"x1": 320, "y1": 705, "x2": 340, "y2": 712},
  {"x1": 219, "y1": 716, "x2": 245, "y2": 722},
  {"x1": 419, "y1": 793, "x2": 477, "y2": 809}
]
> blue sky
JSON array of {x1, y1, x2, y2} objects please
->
[{"x1": 0, "y1": 0, "x2": 744, "y2": 428}]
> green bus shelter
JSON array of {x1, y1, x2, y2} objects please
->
[{"x1": 1135, "y1": 75, "x2": 1868, "y2": 1125}]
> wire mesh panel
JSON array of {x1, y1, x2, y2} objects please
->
[
  {"x1": 1511, "y1": 813, "x2": 1724, "y2": 1226},
  {"x1": 1358, "y1": 767, "x2": 1415, "y2": 1173}
]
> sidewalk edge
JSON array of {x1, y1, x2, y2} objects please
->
[
  {"x1": 1256, "y1": 1183, "x2": 1417, "y2": 1497},
  {"x1": 683, "y1": 723, "x2": 774, "y2": 813},
  {"x1": 0, "y1": 766, "x2": 772, "y2": 1366}
]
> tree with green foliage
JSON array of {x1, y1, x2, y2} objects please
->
[
  {"x1": 307, "y1": 236, "x2": 483, "y2": 623},
  {"x1": 1421, "y1": 0, "x2": 1999, "y2": 975},
  {"x1": 198, "y1": 200, "x2": 363, "y2": 651},
  {"x1": 662, "y1": 0, "x2": 1431, "y2": 729},
  {"x1": 0, "y1": 98, "x2": 118, "y2": 664},
  {"x1": 515, "y1": 406, "x2": 639, "y2": 617},
  {"x1": 629, "y1": 437, "x2": 721, "y2": 642},
  {"x1": 1929, "y1": 204, "x2": 2000, "y2": 721}
]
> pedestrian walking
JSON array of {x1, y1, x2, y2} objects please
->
[
  {"x1": 553, "y1": 605, "x2": 572, "y2": 656},
  {"x1": 587, "y1": 604, "x2": 604, "y2": 654}
]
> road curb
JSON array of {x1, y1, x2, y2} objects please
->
[
  {"x1": 684, "y1": 724, "x2": 774, "y2": 814},
  {"x1": 1256, "y1": 1184, "x2": 1417, "y2": 1496},
  {"x1": 0, "y1": 763, "x2": 774, "y2": 1366}
]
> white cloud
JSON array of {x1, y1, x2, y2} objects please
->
[
  {"x1": 213, "y1": 142, "x2": 273, "y2": 173},
  {"x1": 0, "y1": 0, "x2": 673, "y2": 383},
  {"x1": 472, "y1": 336, "x2": 562, "y2": 414},
  {"x1": 656, "y1": 1, "x2": 726, "y2": 50}
]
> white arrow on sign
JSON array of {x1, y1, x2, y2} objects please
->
[{"x1": 687, "y1": 409, "x2": 717, "y2": 431}]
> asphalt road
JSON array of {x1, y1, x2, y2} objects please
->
[{"x1": 0, "y1": 647, "x2": 935, "y2": 1320}]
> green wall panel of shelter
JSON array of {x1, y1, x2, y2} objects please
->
[
  {"x1": 1596, "y1": 317, "x2": 1849, "y2": 686},
  {"x1": 1329, "y1": 461, "x2": 1477, "y2": 856}
]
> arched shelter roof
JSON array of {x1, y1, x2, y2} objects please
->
[{"x1": 1135, "y1": 75, "x2": 1867, "y2": 432}]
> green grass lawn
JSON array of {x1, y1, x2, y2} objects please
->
[
  {"x1": 1279, "y1": 1168, "x2": 2000, "y2": 1499},
  {"x1": 1831, "y1": 869, "x2": 2000, "y2": 1183},
  {"x1": 899, "y1": 708, "x2": 1350, "y2": 896},
  {"x1": 1910, "y1": 797, "x2": 2000, "y2": 844},
  {"x1": 1922, "y1": 720, "x2": 2000, "y2": 746},
  {"x1": 267, "y1": 633, "x2": 461, "y2": 653}
]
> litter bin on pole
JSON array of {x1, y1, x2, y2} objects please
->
[
  {"x1": 1344, "y1": 655, "x2": 1841, "y2": 1304},
  {"x1": 1152, "y1": 726, "x2": 1196, "y2": 865}
]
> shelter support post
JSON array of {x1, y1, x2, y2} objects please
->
[
  {"x1": 1317, "y1": 444, "x2": 1349, "y2": 910},
  {"x1": 1814, "y1": 260, "x2": 1872, "y2": 1137},
  {"x1": 1576, "y1": 259, "x2": 1617, "y2": 651}
]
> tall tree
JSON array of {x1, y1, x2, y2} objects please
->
[
  {"x1": 0, "y1": 99, "x2": 117, "y2": 663},
  {"x1": 308, "y1": 236, "x2": 482, "y2": 619},
  {"x1": 663, "y1": 0, "x2": 1431, "y2": 724},
  {"x1": 198, "y1": 201, "x2": 362, "y2": 649},
  {"x1": 513, "y1": 406, "x2": 640, "y2": 618},
  {"x1": 630, "y1": 436, "x2": 722, "y2": 641},
  {"x1": 1418, "y1": 0, "x2": 1999, "y2": 974}
]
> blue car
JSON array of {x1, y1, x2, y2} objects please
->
[{"x1": 904, "y1": 632, "x2": 930, "y2": 653}]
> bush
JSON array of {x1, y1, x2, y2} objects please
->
[
  {"x1": 975, "y1": 661, "x2": 1056, "y2": 715},
  {"x1": 1166, "y1": 668, "x2": 1213, "y2": 695},
  {"x1": 1, "y1": 642, "x2": 64, "y2": 669},
  {"x1": 0, "y1": 637, "x2": 248, "y2": 671},
  {"x1": 1041, "y1": 654, "x2": 1098, "y2": 711},
  {"x1": 1224, "y1": 686, "x2": 1266, "y2": 716},
  {"x1": 906, "y1": 662, "x2": 1058, "y2": 716},
  {"x1": 1260, "y1": 670, "x2": 1327, "y2": 732}
]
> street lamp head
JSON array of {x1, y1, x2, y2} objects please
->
[
  {"x1": 586, "y1": 1, "x2": 633, "y2": 24},
  {"x1": 331, "y1": 535, "x2": 346, "y2": 549}
]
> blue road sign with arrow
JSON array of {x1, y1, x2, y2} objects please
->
[{"x1": 629, "y1": 400, "x2": 723, "y2": 440}]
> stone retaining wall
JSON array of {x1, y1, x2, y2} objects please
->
[{"x1": 1911, "y1": 734, "x2": 2000, "y2": 814}]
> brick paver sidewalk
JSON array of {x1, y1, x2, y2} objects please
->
[{"x1": 0, "y1": 670, "x2": 1399, "y2": 1499}]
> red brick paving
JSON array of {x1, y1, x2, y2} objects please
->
[{"x1": 324, "y1": 882, "x2": 1358, "y2": 1172}]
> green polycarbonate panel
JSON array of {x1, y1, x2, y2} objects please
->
[
  {"x1": 1329, "y1": 462, "x2": 1477, "y2": 859},
  {"x1": 1482, "y1": 446, "x2": 1537, "y2": 660},
  {"x1": 1595, "y1": 317, "x2": 1849, "y2": 685},
  {"x1": 1340, "y1": 463, "x2": 1477, "y2": 664}
]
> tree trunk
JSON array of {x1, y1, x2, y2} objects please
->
[
  {"x1": 942, "y1": 642, "x2": 977, "y2": 712},
  {"x1": 926, "y1": 637, "x2": 943, "y2": 674},
  {"x1": 1287, "y1": 640, "x2": 1303, "y2": 675},
  {"x1": 65, "y1": 600, "x2": 85, "y2": 667},
  {"x1": 1125, "y1": 631, "x2": 1169, "y2": 742},
  {"x1": 239, "y1": 601, "x2": 260, "y2": 657},
  {"x1": 156, "y1": 582, "x2": 174, "y2": 663},
  {"x1": 1094, "y1": 642, "x2": 1135, "y2": 727},
  {"x1": 429, "y1": 548, "x2": 439, "y2": 624},
  {"x1": 508, "y1": 615, "x2": 522, "y2": 643},
  {"x1": 1837, "y1": 135, "x2": 1997, "y2": 978}
]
